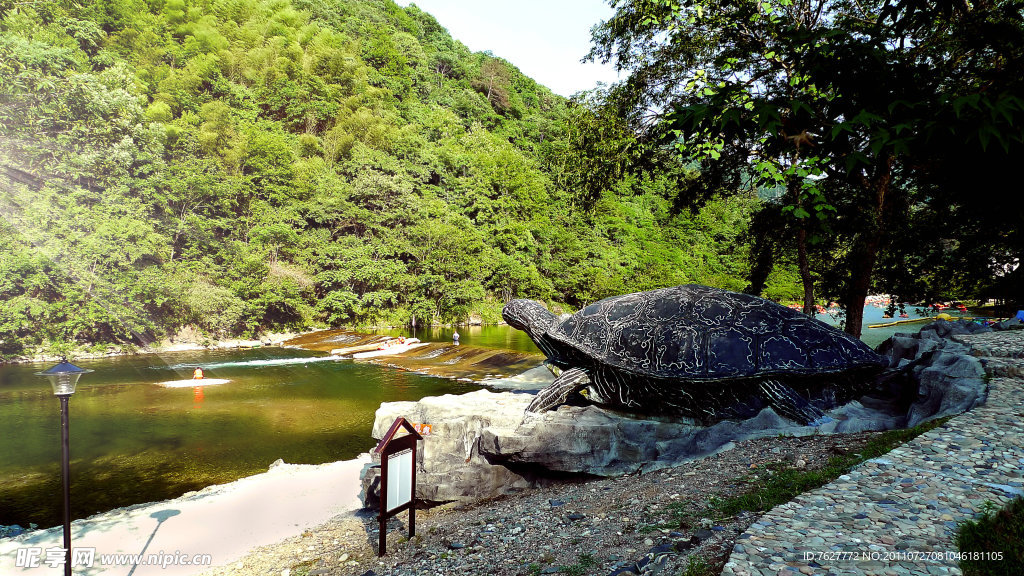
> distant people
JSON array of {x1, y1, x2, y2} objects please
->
[
  {"x1": 377, "y1": 337, "x2": 404, "y2": 350},
  {"x1": 193, "y1": 367, "x2": 204, "y2": 380},
  {"x1": 453, "y1": 330, "x2": 460, "y2": 345}
]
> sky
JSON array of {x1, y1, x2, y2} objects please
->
[{"x1": 397, "y1": 0, "x2": 621, "y2": 97}]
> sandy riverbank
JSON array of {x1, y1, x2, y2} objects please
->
[{"x1": 0, "y1": 456, "x2": 371, "y2": 576}]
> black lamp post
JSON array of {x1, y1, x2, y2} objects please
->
[{"x1": 36, "y1": 360, "x2": 92, "y2": 576}]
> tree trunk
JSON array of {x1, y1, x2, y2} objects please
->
[
  {"x1": 843, "y1": 156, "x2": 895, "y2": 338},
  {"x1": 797, "y1": 226, "x2": 815, "y2": 316},
  {"x1": 744, "y1": 238, "x2": 775, "y2": 296},
  {"x1": 745, "y1": 206, "x2": 782, "y2": 296},
  {"x1": 788, "y1": 176, "x2": 815, "y2": 316},
  {"x1": 843, "y1": 239, "x2": 880, "y2": 338}
]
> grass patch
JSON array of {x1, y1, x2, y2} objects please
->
[
  {"x1": 956, "y1": 497, "x2": 1024, "y2": 576},
  {"x1": 557, "y1": 553, "x2": 599, "y2": 575},
  {"x1": 681, "y1": 556, "x2": 715, "y2": 576},
  {"x1": 667, "y1": 416, "x2": 952, "y2": 526}
]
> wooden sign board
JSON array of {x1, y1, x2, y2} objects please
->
[
  {"x1": 385, "y1": 448, "x2": 413, "y2": 512},
  {"x1": 373, "y1": 417, "x2": 423, "y2": 556}
]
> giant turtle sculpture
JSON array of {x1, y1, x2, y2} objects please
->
[{"x1": 502, "y1": 284, "x2": 890, "y2": 425}]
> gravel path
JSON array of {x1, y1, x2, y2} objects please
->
[
  {"x1": 721, "y1": 330, "x2": 1024, "y2": 576},
  {"x1": 199, "y1": 433, "x2": 884, "y2": 576}
]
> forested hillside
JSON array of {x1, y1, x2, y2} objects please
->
[{"x1": 0, "y1": 0, "x2": 796, "y2": 357}]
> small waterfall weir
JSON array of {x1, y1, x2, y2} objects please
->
[{"x1": 285, "y1": 329, "x2": 546, "y2": 383}]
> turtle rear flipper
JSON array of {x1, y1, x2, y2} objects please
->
[
  {"x1": 758, "y1": 379, "x2": 829, "y2": 425},
  {"x1": 527, "y1": 367, "x2": 590, "y2": 413}
]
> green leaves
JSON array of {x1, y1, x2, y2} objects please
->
[{"x1": 0, "y1": 0, "x2": 774, "y2": 353}]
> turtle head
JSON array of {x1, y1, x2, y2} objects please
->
[{"x1": 502, "y1": 299, "x2": 557, "y2": 342}]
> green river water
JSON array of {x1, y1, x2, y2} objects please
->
[{"x1": 0, "y1": 326, "x2": 539, "y2": 529}]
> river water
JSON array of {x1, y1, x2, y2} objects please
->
[
  {"x1": 0, "y1": 340, "x2": 502, "y2": 528},
  {"x1": 0, "y1": 311, "x2": 960, "y2": 529}
]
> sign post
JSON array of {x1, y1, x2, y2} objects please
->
[{"x1": 372, "y1": 417, "x2": 423, "y2": 556}]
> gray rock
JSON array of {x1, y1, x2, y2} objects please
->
[
  {"x1": 362, "y1": 389, "x2": 851, "y2": 504},
  {"x1": 995, "y1": 318, "x2": 1022, "y2": 331},
  {"x1": 887, "y1": 336, "x2": 921, "y2": 364},
  {"x1": 965, "y1": 322, "x2": 992, "y2": 334},
  {"x1": 906, "y1": 373, "x2": 986, "y2": 428},
  {"x1": 828, "y1": 401, "x2": 904, "y2": 433},
  {"x1": 915, "y1": 338, "x2": 942, "y2": 358},
  {"x1": 361, "y1": 391, "x2": 539, "y2": 506},
  {"x1": 944, "y1": 355, "x2": 985, "y2": 379},
  {"x1": 478, "y1": 402, "x2": 801, "y2": 476},
  {"x1": 868, "y1": 320, "x2": 992, "y2": 429}
]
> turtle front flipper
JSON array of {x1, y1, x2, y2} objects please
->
[
  {"x1": 758, "y1": 379, "x2": 828, "y2": 425},
  {"x1": 526, "y1": 367, "x2": 591, "y2": 413}
]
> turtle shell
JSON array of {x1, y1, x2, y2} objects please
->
[{"x1": 548, "y1": 284, "x2": 887, "y2": 380}]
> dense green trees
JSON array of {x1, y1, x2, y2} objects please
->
[
  {"x1": 589, "y1": 0, "x2": 1024, "y2": 335},
  {"x1": 0, "y1": 0, "x2": 794, "y2": 357}
]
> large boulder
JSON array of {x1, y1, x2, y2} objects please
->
[
  {"x1": 361, "y1": 391, "x2": 540, "y2": 507},
  {"x1": 360, "y1": 389, "x2": 914, "y2": 507},
  {"x1": 478, "y1": 403, "x2": 795, "y2": 476},
  {"x1": 876, "y1": 319, "x2": 989, "y2": 428}
]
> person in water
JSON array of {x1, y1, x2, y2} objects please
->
[
  {"x1": 452, "y1": 330, "x2": 460, "y2": 344},
  {"x1": 193, "y1": 366, "x2": 204, "y2": 380}
]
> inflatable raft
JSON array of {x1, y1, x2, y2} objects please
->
[{"x1": 159, "y1": 378, "x2": 230, "y2": 388}]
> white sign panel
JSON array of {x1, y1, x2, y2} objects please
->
[{"x1": 386, "y1": 448, "x2": 413, "y2": 512}]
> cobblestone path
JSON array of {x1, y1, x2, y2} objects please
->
[{"x1": 721, "y1": 331, "x2": 1024, "y2": 576}]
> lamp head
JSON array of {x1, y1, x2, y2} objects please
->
[{"x1": 36, "y1": 360, "x2": 92, "y2": 396}]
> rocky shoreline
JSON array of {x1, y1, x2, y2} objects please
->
[{"x1": 0, "y1": 329, "x2": 313, "y2": 366}]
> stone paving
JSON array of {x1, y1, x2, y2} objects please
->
[{"x1": 721, "y1": 330, "x2": 1024, "y2": 576}]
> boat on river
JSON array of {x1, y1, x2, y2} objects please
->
[{"x1": 159, "y1": 378, "x2": 230, "y2": 388}]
